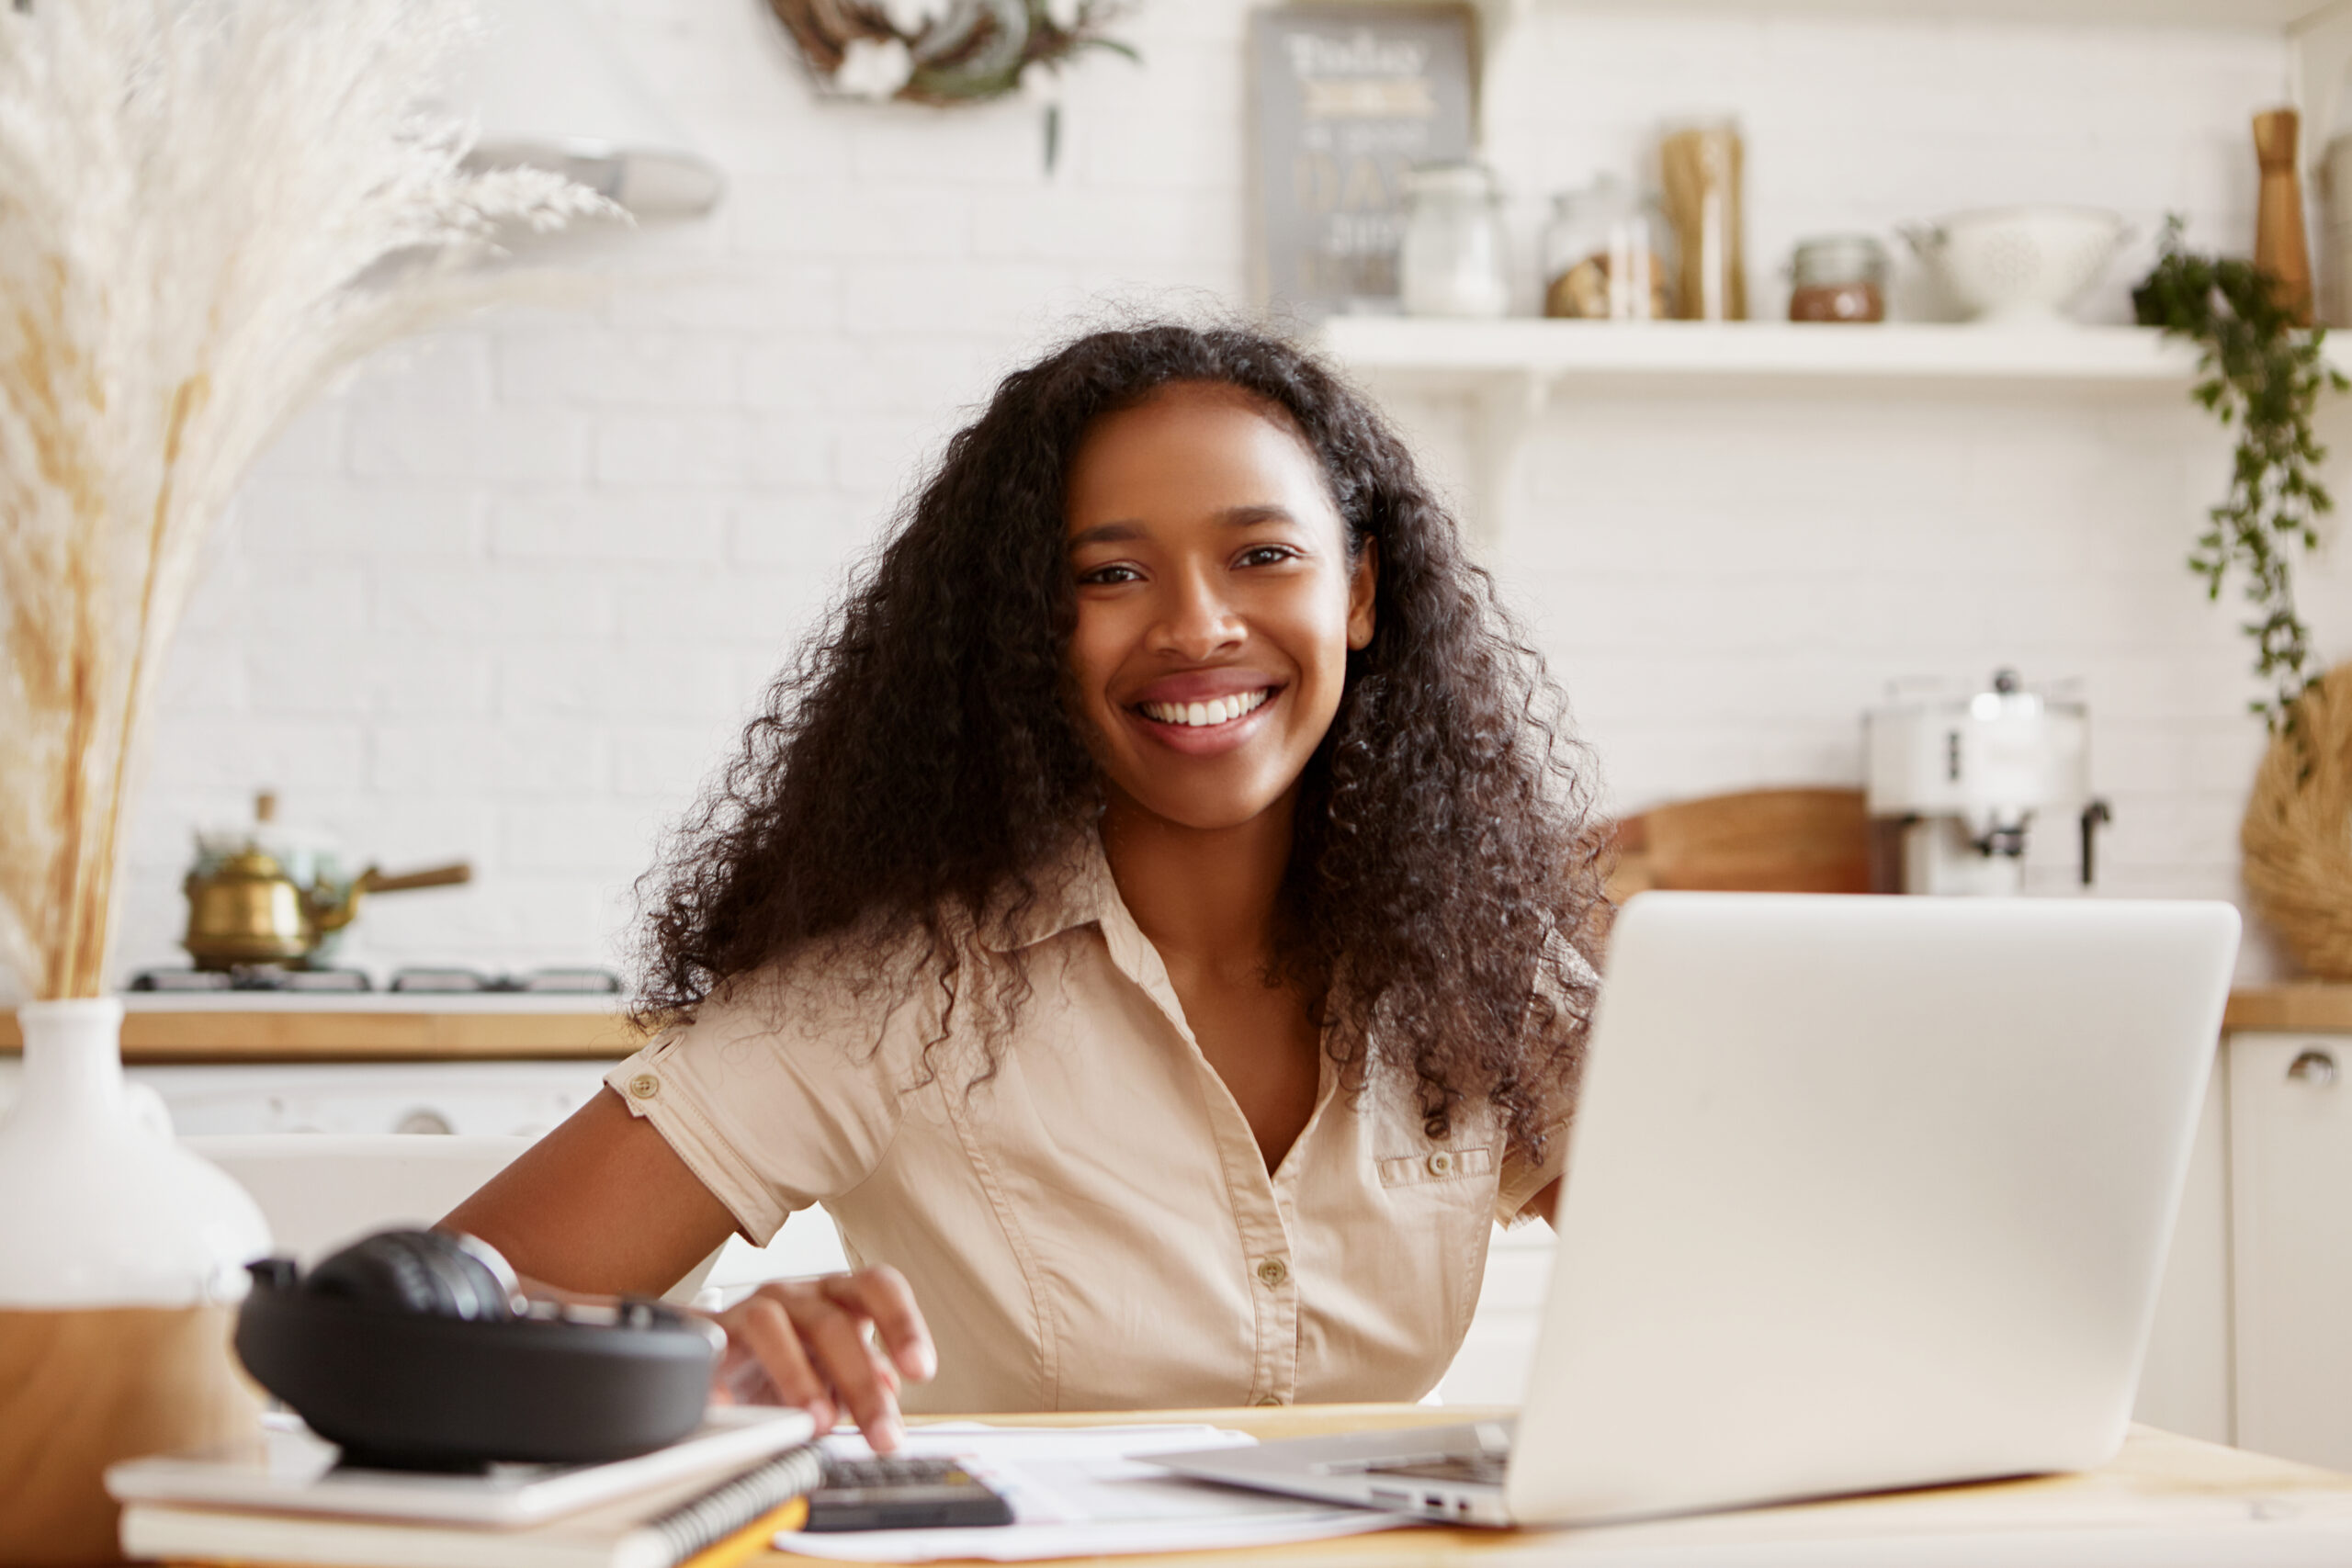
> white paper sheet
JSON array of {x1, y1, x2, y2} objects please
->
[{"x1": 779, "y1": 1424, "x2": 1405, "y2": 1562}]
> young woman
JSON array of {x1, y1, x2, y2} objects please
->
[{"x1": 448, "y1": 323, "x2": 1607, "y2": 1450}]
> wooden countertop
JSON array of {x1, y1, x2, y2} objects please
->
[
  {"x1": 0, "y1": 996, "x2": 645, "y2": 1062},
  {"x1": 0, "y1": 986, "x2": 2345, "y2": 1063},
  {"x1": 2223, "y1": 984, "x2": 2352, "y2": 1033}
]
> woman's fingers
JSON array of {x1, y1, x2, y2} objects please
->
[
  {"x1": 797, "y1": 1292, "x2": 907, "y2": 1451},
  {"x1": 821, "y1": 1280, "x2": 909, "y2": 1413},
  {"x1": 707, "y1": 1268, "x2": 936, "y2": 1454},
  {"x1": 825, "y1": 1265, "x2": 937, "y2": 1383},
  {"x1": 720, "y1": 1291, "x2": 834, "y2": 1432}
]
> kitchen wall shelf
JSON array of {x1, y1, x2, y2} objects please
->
[
  {"x1": 1319, "y1": 318, "x2": 2228, "y2": 387},
  {"x1": 1315, "y1": 319, "x2": 2348, "y2": 546}
]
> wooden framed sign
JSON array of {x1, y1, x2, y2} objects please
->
[{"x1": 1250, "y1": 4, "x2": 1477, "y2": 317}]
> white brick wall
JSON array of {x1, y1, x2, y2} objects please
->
[{"x1": 88, "y1": 3, "x2": 2346, "y2": 990}]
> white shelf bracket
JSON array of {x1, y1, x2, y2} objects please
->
[
  {"x1": 2293, "y1": 1, "x2": 2352, "y2": 174},
  {"x1": 1466, "y1": 369, "x2": 1546, "y2": 558}
]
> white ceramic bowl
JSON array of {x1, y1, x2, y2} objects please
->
[{"x1": 1905, "y1": 206, "x2": 2127, "y2": 326}]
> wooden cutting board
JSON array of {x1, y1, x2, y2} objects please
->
[{"x1": 1609, "y1": 787, "x2": 1873, "y2": 901}]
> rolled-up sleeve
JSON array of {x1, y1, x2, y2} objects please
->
[
  {"x1": 604, "y1": 938, "x2": 936, "y2": 1244},
  {"x1": 1491, "y1": 932, "x2": 1600, "y2": 1225}
]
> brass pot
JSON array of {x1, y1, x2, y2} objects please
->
[{"x1": 182, "y1": 852, "x2": 471, "y2": 971}]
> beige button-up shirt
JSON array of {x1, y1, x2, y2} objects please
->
[{"x1": 606, "y1": 840, "x2": 1569, "y2": 1414}]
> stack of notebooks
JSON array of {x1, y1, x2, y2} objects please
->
[{"x1": 106, "y1": 1406, "x2": 823, "y2": 1568}]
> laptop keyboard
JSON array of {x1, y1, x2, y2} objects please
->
[{"x1": 1364, "y1": 1452, "x2": 1510, "y2": 1487}]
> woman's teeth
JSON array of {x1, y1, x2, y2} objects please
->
[{"x1": 1140, "y1": 689, "x2": 1271, "y2": 728}]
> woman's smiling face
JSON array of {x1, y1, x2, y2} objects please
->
[{"x1": 1062, "y1": 381, "x2": 1375, "y2": 834}]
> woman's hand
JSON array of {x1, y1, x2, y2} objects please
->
[
  {"x1": 440, "y1": 1097, "x2": 935, "y2": 1450},
  {"x1": 707, "y1": 1266, "x2": 936, "y2": 1453}
]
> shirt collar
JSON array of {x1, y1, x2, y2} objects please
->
[{"x1": 973, "y1": 831, "x2": 1121, "y2": 953}]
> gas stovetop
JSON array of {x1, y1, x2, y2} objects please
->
[{"x1": 128, "y1": 965, "x2": 623, "y2": 996}]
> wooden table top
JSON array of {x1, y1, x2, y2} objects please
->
[{"x1": 760, "y1": 1405, "x2": 2352, "y2": 1567}]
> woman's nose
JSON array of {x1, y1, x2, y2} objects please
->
[{"x1": 1150, "y1": 570, "x2": 1243, "y2": 660}]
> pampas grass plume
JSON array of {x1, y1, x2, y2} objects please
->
[{"x1": 0, "y1": 0, "x2": 617, "y2": 998}]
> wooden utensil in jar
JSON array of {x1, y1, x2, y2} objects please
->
[{"x1": 2256, "y1": 107, "x2": 2314, "y2": 324}]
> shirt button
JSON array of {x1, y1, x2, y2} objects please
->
[
  {"x1": 1253, "y1": 1394, "x2": 1285, "y2": 1407},
  {"x1": 1255, "y1": 1257, "x2": 1289, "y2": 1289},
  {"x1": 1427, "y1": 1150, "x2": 1455, "y2": 1178},
  {"x1": 628, "y1": 1073, "x2": 660, "y2": 1100}
]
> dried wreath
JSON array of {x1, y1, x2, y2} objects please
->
[{"x1": 771, "y1": 0, "x2": 1135, "y2": 106}]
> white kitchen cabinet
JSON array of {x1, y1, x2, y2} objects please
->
[{"x1": 2230, "y1": 1029, "x2": 2352, "y2": 1472}]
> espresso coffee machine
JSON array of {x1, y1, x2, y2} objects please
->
[{"x1": 1864, "y1": 669, "x2": 2110, "y2": 897}]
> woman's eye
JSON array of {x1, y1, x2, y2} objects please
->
[
  {"x1": 1238, "y1": 545, "x2": 1298, "y2": 568},
  {"x1": 1079, "y1": 563, "x2": 1141, "y2": 586}
]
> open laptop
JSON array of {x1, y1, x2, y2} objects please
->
[{"x1": 1151, "y1": 891, "x2": 2241, "y2": 1528}]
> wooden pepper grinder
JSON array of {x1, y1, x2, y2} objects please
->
[{"x1": 2255, "y1": 107, "x2": 2314, "y2": 323}]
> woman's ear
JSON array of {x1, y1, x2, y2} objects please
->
[{"x1": 1346, "y1": 537, "x2": 1379, "y2": 650}]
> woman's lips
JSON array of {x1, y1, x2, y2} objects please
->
[
  {"x1": 1125, "y1": 684, "x2": 1281, "y2": 757},
  {"x1": 1130, "y1": 669, "x2": 1282, "y2": 706}
]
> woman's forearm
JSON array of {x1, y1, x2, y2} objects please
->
[{"x1": 443, "y1": 1087, "x2": 739, "y2": 1298}]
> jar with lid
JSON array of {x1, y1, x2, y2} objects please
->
[
  {"x1": 1397, "y1": 160, "x2": 1510, "y2": 319},
  {"x1": 1788, "y1": 234, "x2": 1889, "y2": 323},
  {"x1": 1543, "y1": 175, "x2": 1674, "y2": 320}
]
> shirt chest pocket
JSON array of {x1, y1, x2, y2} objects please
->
[
  {"x1": 1360, "y1": 1142, "x2": 1503, "y2": 1366},
  {"x1": 1375, "y1": 1145, "x2": 1497, "y2": 1188}
]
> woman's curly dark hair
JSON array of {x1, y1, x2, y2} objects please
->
[{"x1": 635, "y1": 321, "x2": 1610, "y2": 1161}]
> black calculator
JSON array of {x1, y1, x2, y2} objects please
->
[{"x1": 801, "y1": 1454, "x2": 1017, "y2": 1532}]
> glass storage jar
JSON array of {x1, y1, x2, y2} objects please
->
[
  {"x1": 1788, "y1": 233, "x2": 1889, "y2": 322},
  {"x1": 1658, "y1": 116, "x2": 1747, "y2": 321},
  {"x1": 1398, "y1": 160, "x2": 1510, "y2": 319},
  {"x1": 1543, "y1": 175, "x2": 1674, "y2": 320}
]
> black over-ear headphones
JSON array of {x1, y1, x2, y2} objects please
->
[{"x1": 235, "y1": 1229, "x2": 718, "y2": 1471}]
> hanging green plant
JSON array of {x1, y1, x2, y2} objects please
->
[{"x1": 2133, "y1": 215, "x2": 2348, "y2": 730}]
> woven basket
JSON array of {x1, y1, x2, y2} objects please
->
[{"x1": 2243, "y1": 665, "x2": 2352, "y2": 978}]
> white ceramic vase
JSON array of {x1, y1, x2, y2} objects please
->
[
  {"x1": 0, "y1": 998, "x2": 272, "y2": 1565},
  {"x1": 0, "y1": 998, "x2": 268, "y2": 1304}
]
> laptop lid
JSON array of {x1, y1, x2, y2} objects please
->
[{"x1": 1505, "y1": 892, "x2": 2239, "y2": 1525}]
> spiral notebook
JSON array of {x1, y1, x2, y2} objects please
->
[
  {"x1": 116, "y1": 1438, "x2": 824, "y2": 1568},
  {"x1": 107, "y1": 1405, "x2": 816, "y2": 1527}
]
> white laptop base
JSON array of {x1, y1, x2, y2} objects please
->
[
  {"x1": 1153, "y1": 893, "x2": 2240, "y2": 1529},
  {"x1": 1159, "y1": 1420, "x2": 1521, "y2": 1527}
]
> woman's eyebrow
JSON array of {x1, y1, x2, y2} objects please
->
[
  {"x1": 1068, "y1": 519, "x2": 1142, "y2": 548},
  {"x1": 1068, "y1": 505, "x2": 1297, "y2": 550},
  {"x1": 1221, "y1": 504, "x2": 1297, "y2": 527}
]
